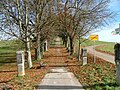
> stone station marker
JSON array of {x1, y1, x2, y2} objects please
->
[{"x1": 16, "y1": 51, "x2": 25, "y2": 76}]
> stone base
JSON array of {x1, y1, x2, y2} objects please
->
[
  {"x1": 18, "y1": 64, "x2": 25, "y2": 76},
  {"x1": 82, "y1": 57, "x2": 87, "y2": 65}
]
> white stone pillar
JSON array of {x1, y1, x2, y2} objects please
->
[
  {"x1": 16, "y1": 51, "x2": 25, "y2": 76},
  {"x1": 81, "y1": 48, "x2": 87, "y2": 65}
]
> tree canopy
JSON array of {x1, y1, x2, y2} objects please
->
[{"x1": 0, "y1": 0, "x2": 113, "y2": 67}]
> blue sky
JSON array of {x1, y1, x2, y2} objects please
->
[{"x1": 92, "y1": 0, "x2": 120, "y2": 42}]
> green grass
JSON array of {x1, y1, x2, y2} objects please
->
[
  {"x1": 0, "y1": 40, "x2": 24, "y2": 64},
  {"x1": 76, "y1": 39, "x2": 115, "y2": 54},
  {"x1": 96, "y1": 43, "x2": 115, "y2": 54},
  {"x1": 80, "y1": 39, "x2": 115, "y2": 47}
]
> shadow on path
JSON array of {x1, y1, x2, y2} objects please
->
[{"x1": 35, "y1": 85, "x2": 84, "y2": 89}]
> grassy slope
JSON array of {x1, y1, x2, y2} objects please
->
[
  {"x1": 80, "y1": 39, "x2": 115, "y2": 54},
  {"x1": 95, "y1": 44, "x2": 115, "y2": 55},
  {"x1": 81, "y1": 39, "x2": 114, "y2": 46},
  {"x1": 0, "y1": 40, "x2": 24, "y2": 64}
]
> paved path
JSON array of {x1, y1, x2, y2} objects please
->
[
  {"x1": 36, "y1": 37, "x2": 84, "y2": 90},
  {"x1": 36, "y1": 67, "x2": 84, "y2": 90},
  {"x1": 85, "y1": 45, "x2": 115, "y2": 64}
]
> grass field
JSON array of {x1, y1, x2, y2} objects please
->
[
  {"x1": 80, "y1": 39, "x2": 115, "y2": 54},
  {"x1": 95, "y1": 44, "x2": 115, "y2": 55},
  {"x1": 0, "y1": 39, "x2": 115, "y2": 65},
  {"x1": 0, "y1": 40, "x2": 25, "y2": 65},
  {"x1": 80, "y1": 39, "x2": 115, "y2": 46}
]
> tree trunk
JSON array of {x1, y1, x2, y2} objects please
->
[
  {"x1": 69, "y1": 36, "x2": 74, "y2": 55},
  {"x1": 47, "y1": 41, "x2": 50, "y2": 49},
  {"x1": 44, "y1": 40, "x2": 48, "y2": 51},
  {"x1": 26, "y1": 38, "x2": 32, "y2": 68},
  {"x1": 42, "y1": 42, "x2": 44, "y2": 55},
  {"x1": 78, "y1": 36, "x2": 81, "y2": 61},
  {"x1": 61, "y1": 36, "x2": 64, "y2": 45},
  {"x1": 37, "y1": 35, "x2": 42, "y2": 60},
  {"x1": 37, "y1": 45, "x2": 42, "y2": 60},
  {"x1": 65, "y1": 37, "x2": 68, "y2": 48},
  {"x1": 25, "y1": 0, "x2": 32, "y2": 68},
  {"x1": 66, "y1": 37, "x2": 69, "y2": 50},
  {"x1": 40, "y1": 44, "x2": 44, "y2": 59},
  {"x1": 34, "y1": 48, "x2": 37, "y2": 60}
]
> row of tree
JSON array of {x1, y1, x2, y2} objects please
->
[
  {"x1": 58, "y1": 0, "x2": 113, "y2": 55},
  {"x1": 0, "y1": 0, "x2": 113, "y2": 68}
]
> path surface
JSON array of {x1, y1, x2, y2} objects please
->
[
  {"x1": 85, "y1": 45, "x2": 115, "y2": 64},
  {"x1": 36, "y1": 37, "x2": 84, "y2": 90}
]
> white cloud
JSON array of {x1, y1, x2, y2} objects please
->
[{"x1": 93, "y1": 22, "x2": 120, "y2": 42}]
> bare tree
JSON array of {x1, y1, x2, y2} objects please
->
[
  {"x1": 57, "y1": 0, "x2": 113, "y2": 55},
  {"x1": 0, "y1": 0, "x2": 35, "y2": 68},
  {"x1": 0, "y1": 0, "x2": 113, "y2": 66},
  {"x1": 33, "y1": 0, "x2": 59, "y2": 60},
  {"x1": 0, "y1": 0, "x2": 59, "y2": 65}
]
